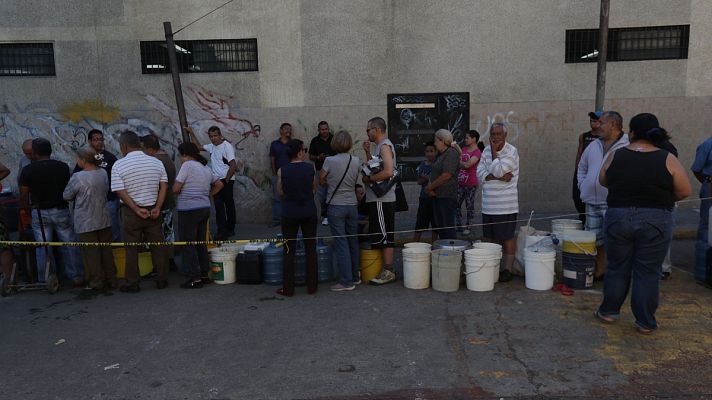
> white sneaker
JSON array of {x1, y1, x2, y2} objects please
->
[
  {"x1": 321, "y1": 218, "x2": 329, "y2": 226},
  {"x1": 369, "y1": 269, "x2": 396, "y2": 285}
]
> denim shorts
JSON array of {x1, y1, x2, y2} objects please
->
[{"x1": 585, "y1": 203, "x2": 608, "y2": 246}]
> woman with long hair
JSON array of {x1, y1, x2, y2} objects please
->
[
  {"x1": 595, "y1": 113, "x2": 691, "y2": 334},
  {"x1": 173, "y1": 142, "x2": 223, "y2": 289},
  {"x1": 457, "y1": 130, "x2": 482, "y2": 235}
]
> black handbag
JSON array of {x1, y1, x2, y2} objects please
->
[{"x1": 370, "y1": 170, "x2": 400, "y2": 197}]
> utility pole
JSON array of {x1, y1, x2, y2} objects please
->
[
  {"x1": 164, "y1": 21, "x2": 189, "y2": 143},
  {"x1": 595, "y1": 0, "x2": 610, "y2": 112}
]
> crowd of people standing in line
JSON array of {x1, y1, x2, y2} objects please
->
[{"x1": 0, "y1": 109, "x2": 707, "y2": 336}]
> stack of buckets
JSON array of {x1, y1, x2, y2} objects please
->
[
  {"x1": 208, "y1": 244, "x2": 243, "y2": 284},
  {"x1": 464, "y1": 242, "x2": 502, "y2": 291},
  {"x1": 402, "y1": 242, "x2": 431, "y2": 289},
  {"x1": 551, "y1": 219, "x2": 596, "y2": 289}
]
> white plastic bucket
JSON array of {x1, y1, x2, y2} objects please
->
[
  {"x1": 551, "y1": 219, "x2": 583, "y2": 244},
  {"x1": 524, "y1": 249, "x2": 556, "y2": 290},
  {"x1": 209, "y1": 248, "x2": 238, "y2": 284},
  {"x1": 431, "y1": 249, "x2": 462, "y2": 292},
  {"x1": 464, "y1": 249, "x2": 500, "y2": 291},
  {"x1": 471, "y1": 242, "x2": 503, "y2": 282},
  {"x1": 404, "y1": 242, "x2": 433, "y2": 251},
  {"x1": 402, "y1": 247, "x2": 431, "y2": 289}
]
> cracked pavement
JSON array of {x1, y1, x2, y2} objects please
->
[{"x1": 1, "y1": 238, "x2": 711, "y2": 399}]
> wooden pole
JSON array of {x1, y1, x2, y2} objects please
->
[
  {"x1": 595, "y1": 0, "x2": 610, "y2": 112},
  {"x1": 164, "y1": 21, "x2": 189, "y2": 143}
]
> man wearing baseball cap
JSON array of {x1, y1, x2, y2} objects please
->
[{"x1": 572, "y1": 111, "x2": 602, "y2": 224}]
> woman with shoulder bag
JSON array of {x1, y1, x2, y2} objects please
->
[{"x1": 320, "y1": 131, "x2": 362, "y2": 291}]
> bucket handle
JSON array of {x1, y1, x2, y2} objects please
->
[
  {"x1": 463, "y1": 262, "x2": 491, "y2": 275},
  {"x1": 568, "y1": 239, "x2": 598, "y2": 256}
]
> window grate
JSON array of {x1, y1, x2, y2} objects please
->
[
  {"x1": 0, "y1": 42, "x2": 56, "y2": 76},
  {"x1": 565, "y1": 25, "x2": 689, "y2": 63},
  {"x1": 140, "y1": 38, "x2": 258, "y2": 74}
]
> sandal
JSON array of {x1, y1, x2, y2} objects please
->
[
  {"x1": 635, "y1": 325, "x2": 655, "y2": 335},
  {"x1": 552, "y1": 283, "x2": 574, "y2": 296},
  {"x1": 594, "y1": 310, "x2": 616, "y2": 324}
]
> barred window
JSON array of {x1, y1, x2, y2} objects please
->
[
  {"x1": 565, "y1": 25, "x2": 689, "y2": 63},
  {"x1": 0, "y1": 43, "x2": 56, "y2": 76},
  {"x1": 140, "y1": 39, "x2": 258, "y2": 74}
]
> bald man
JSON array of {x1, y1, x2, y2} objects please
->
[{"x1": 17, "y1": 139, "x2": 33, "y2": 188}]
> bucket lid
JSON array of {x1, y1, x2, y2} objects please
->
[{"x1": 433, "y1": 239, "x2": 471, "y2": 250}]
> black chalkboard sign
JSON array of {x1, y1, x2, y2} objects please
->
[{"x1": 387, "y1": 92, "x2": 469, "y2": 181}]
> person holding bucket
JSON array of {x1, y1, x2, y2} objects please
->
[
  {"x1": 425, "y1": 129, "x2": 461, "y2": 240},
  {"x1": 595, "y1": 113, "x2": 691, "y2": 334},
  {"x1": 320, "y1": 130, "x2": 361, "y2": 291},
  {"x1": 173, "y1": 142, "x2": 224, "y2": 289}
]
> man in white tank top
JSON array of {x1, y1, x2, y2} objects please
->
[{"x1": 362, "y1": 117, "x2": 397, "y2": 285}]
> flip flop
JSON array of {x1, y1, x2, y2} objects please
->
[
  {"x1": 594, "y1": 310, "x2": 616, "y2": 324},
  {"x1": 635, "y1": 325, "x2": 655, "y2": 335}
]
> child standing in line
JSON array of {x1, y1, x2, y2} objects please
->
[{"x1": 413, "y1": 142, "x2": 437, "y2": 242}]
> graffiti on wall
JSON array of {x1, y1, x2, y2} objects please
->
[{"x1": 0, "y1": 86, "x2": 271, "y2": 212}]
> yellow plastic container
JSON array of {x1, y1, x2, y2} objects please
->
[
  {"x1": 562, "y1": 231, "x2": 597, "y2": 255},
  {"x1": 113, "y1": 248, "x2": 154, "y2": 278},
  {"x1": 360, "y1": 249, "x2": 383, "y2": 282}
]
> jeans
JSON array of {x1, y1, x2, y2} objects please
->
[
  {"x1": 327, "y1": 205, "x2": 360, "y2": 285},
  {"x1": 694, "y1": 183, "x2": 709, "y2": 281},
  {"x1": 432, "y1": 197, "x2": 457, "y2": 239},
  {"x1": 271, "y1": 175, "x2": 282, "y2": 226},
  {"x1": 317, "y1": 182, "x2": 328, "y2": 219},
  {"x1": 178, "y1": 208, "x2": 210, "y2": 280},
  {"x1": 214, "y1": 179, "x2": 236, "y2": 235},
  {"x1": 598, "y1": 207, "x2": 672, "y2": 330},
  {"x1": 32, "y1": 208, "x2": 83, "y2": 282},
  {"x1": 107, "y1": 198, "x2": 121, "y2": 242}
]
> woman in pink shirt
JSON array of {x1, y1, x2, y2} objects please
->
[{"x1": 457, "y1": 130, "x2": 482, "y2": 235}]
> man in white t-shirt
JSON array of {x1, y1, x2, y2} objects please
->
[{"x1": 188, "y1": 126, "x2": 237, "y2": 240}]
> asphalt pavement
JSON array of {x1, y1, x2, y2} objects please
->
[{"x1": 1, "y1": 209, "x2": 711, "y2": 399}]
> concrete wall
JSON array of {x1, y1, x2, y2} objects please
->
[{"x1": 1, "y1": 0, "x2": 710, "y2": 223}]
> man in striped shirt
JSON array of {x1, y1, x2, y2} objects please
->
[
  {"x1": 476, "y1": 122, "x2": 520, "y2": 282},
  {"x1": 111, "y1": 131, "x2": 169, "y2": 292}
]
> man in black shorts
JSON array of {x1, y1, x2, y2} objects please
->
[
  {"x1": 361, "y1": 117, "x2": 397, "y2": 285},
  {"x1": 476, "y1": 123, "x2": 520, "y2": 282}
]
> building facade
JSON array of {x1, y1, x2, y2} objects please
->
[{"x1": 1, "y1": 0, "x2": 711, "y2": 222}]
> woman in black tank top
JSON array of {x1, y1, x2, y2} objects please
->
[{"x1": 594, "y1": 113, "x2": 691, "y2": 334}]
